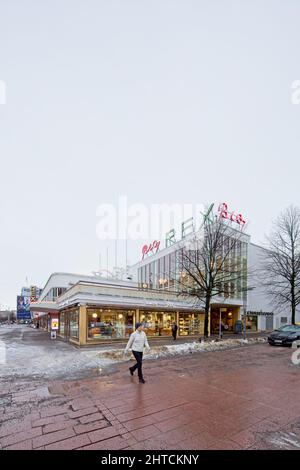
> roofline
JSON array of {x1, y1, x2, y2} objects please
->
[
  {"x1": 131, "y1": 225, "x2": 252, "y2": 269},
  {"x1": 41, "y1": 271, "x2": 110, "y2": 286},
  {"x1": 58, "y1": 279, "x2": 183, "y2": 301},
  {"x1": 249, "y1": 241, "x2": 268, "y2": 251},
  {"x1": 39, "y1": 272, "x2": 136, "y2": 299},
  {"x1": 59, "y1": 279, "x2": 140, "y2": 298}
]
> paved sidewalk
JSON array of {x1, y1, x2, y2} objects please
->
[{"x1": 1, "y1": 342, "x2": 300, "y2": 450}]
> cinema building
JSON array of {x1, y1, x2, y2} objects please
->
[{"x1": 31, "y1": 220, "x2": 286, "y2": 345}]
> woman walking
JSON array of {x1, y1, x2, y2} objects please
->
[{"x1": 124, "y1": 322, "x2": 150, "y2": 384}]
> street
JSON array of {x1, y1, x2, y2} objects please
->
[{"x1": 0, "y1": 325, "x2": 300, "y2": 450}]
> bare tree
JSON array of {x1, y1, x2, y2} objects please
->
[
  {"x1": 262, "y1": 206, "x2": 300, "y2": 325},
  {"x1": 176, "y1": 215, "x2": 248, "y2": 338}
]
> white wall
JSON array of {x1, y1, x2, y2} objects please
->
[
  {"x1": 131, "y1": 239, "x2": 300, "y2": 327},
  {"x1": 248, "y1": 243, "x2": 297, "y2": 328},
  {"x1": 39, "y1": 272, "x2": 138, "y2": 302}
]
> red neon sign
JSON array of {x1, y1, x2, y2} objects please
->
[
  {"x1": 218, "y1": 203, "x2": 246, "y2": 227},
  {"x1": 141, "y1": 240, "x2": 160, "y2": 260}
]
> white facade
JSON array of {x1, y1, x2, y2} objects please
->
[
  {"x1": 247, "y1": 243, "x2": 300, "y2": 328},
  {"x1": 39, "y1": 272, "x2": 138, "y2": 303},
  {"x1": 130, "y1": 227, "x2": 278, "y2": 332}
]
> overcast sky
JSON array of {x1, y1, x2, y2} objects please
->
[{"x1": 1, "y1": 0, "x2": 300, "y2": 308}]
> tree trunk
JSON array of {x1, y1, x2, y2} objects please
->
[
  {"x1": 291, "y1": 287, "x2": 296, "y2": 325},
  {"x1": 204, "y1": 296, "x2": 210, "y2": 338},
  {"x1": 291, "y1": 247, "x2": 296, "y2": 325}
]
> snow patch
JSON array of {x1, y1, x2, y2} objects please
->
[
  {"x1": 100, "y1": 337, "x2": 267, "y2": 362},
  {"x1": 268, "y1": 431, "x2": 300, "y2": 449}
]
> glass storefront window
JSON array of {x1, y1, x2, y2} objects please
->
[
  {"x1": 179, "y1": 313, "x2": 204, "y2": 336},
  {"x1": 59, "y1": 312, "x2": 65, "y2": 336},
  {"x1": 140, "y1": 311, "x2": 175, "y2": 336},
  {"x1": 70, "y1": 309, "x2": 79, "y2": 339},
  {"x1": 87, "y1": 309, "x2": 134, "y2": 340},
  {"x1": 246, "y1": 315, "x2": 257, "y2": 331},
  {"x1": 39, "y1": 315, "x2": 48, "y2": 330},
  {"x1": 211, "y1": 308, "x2": 239, "y2": 333}
]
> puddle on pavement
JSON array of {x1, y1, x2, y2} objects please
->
[{"x1": 89, "y1": 366, "x2": 120, "y2": 377}]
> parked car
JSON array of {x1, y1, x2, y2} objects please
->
[{"x1": 268, "y1": 324, "x2": 300, "y2": 346}]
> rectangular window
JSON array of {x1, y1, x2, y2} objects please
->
[
  {"x1": 246, "y1": 315, "x2": 258, "y2": 331},
  {"x1": 59, "y1": 312, "x2": 65, "y2": 336},
  {"x1": 160, "y1": 256, "x2": 165, "y2": 279},
  {"x1": 150, "y1": 262, "x2": 155, "y2": 288},
  {"x1": 169, "y1": 252, "x2": 176, "y2": 290},
  {"x1": 140, "y1": 311, "x2": 176, "y2": 336},
  {"x1": 154, "y1": 261, "x2": 158, "y2": 288},
  {"x1": 87, "y1": 309, "x2": 135, "y2": 340},
  {"x1": 69, "y1": 309, "x2": 79, "y2": 339},
  {"x1": 145, "y1": 263, "x2": 149, "y2": 284},
  {"x1": 230, "y1": 282, "x2": 235, "y2": 299},
  {"x1": 57, "y1": 287, "x2": 66, "y2": 297},
  {"x1": 142, "y1": 266, "x2": 146, "y2": 285},
  {"x1": 178, "y1": 313, "x2": 204, "y2": 336},
  {"x1": 165, "y1": 255, "x2": 170, "y2": 282}
]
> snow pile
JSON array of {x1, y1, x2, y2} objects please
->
[
  {"x1": 100, "y1": 336, "x2": 268, "y2": 362},
  {"x1": 268, "y1": 431, "x2": 300, "y2": 449},
  {"x1": 0, "y1": 326, "x2": 118, "y2": 381}
]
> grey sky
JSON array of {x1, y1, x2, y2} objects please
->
[{"x1": 1, "y1": 0, "x2": 300, "y2": 308}]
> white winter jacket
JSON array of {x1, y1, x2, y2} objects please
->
[{"x1": 125, "y1": 330, "x2": 150, "y2": 353}]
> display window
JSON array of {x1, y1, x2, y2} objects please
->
[
  {"x1": 139, "y1": 311, "x2": 176, "y2": 336},
  {"x1": 211, "y1": 308, "x2": 237, "y2": 333},
  {"x1": 87, "y1": 308, "x2": 134, "y2": 340},
  {"x1": 59, "y1": 312, "x2": 65, "y2": 336},
  {"x1": 69, "y1": 309, "x2": 79, "y2": 339},
  {"x1": 39, "y1": 315, "x2": 48, "y2": 330},
  {"x1": 246, "y1": 315, "x2": 257, "y2": 331},
  {"x1": 179, "y1": 313, "x2": 204, "y2": 336}
]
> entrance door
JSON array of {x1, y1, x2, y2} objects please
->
[{"x1": 266, "y1": 315, "x2": 273, "y2": 330}]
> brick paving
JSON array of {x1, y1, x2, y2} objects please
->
[{"x1": 1, "y1": 342, "x2": 300, "y2": 450}]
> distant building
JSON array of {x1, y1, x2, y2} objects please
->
[
  {"x1": 17, "y1": 285, "x2": 42, "y2": 321},
  {"x1": 21, "y1": 287, "x2": 30, "y2": 297},
  {"x1": 0, "y1": 310, "x2": 16, "y2": 323}
]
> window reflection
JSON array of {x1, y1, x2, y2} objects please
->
[
  {"x1": 139, "y1": 311, "x2": 175, "y2": 336},
  {"x1": 87, "y1": 309, "x2": 134, "y2": 340}
]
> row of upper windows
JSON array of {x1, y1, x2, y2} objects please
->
[
  {"x1": 42, "y1": 287, "x2": 67, "y2": 302},
  {"x1": 138, "y1": 243, "x2": 248, "y2": 297}
]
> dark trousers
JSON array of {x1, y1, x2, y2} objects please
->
[
  {"x1": 172, "y1": 331, "x2": 177, "y2": 340},
  {"x1": 131, "y1": 350, "x2": 143, "y2": 379}
]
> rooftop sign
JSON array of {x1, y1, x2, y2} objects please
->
[
  {"x1": 141, "y1": 240, "x2": 160, "y2": 260},
  {"x1": 218, "y1": 203, "x2": 246, "y2": 227}
]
